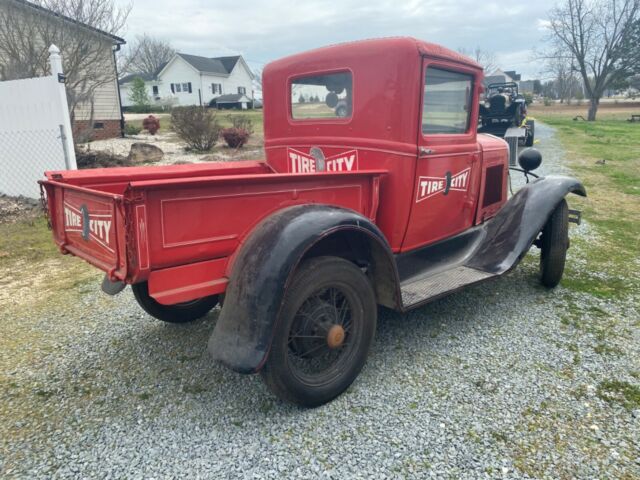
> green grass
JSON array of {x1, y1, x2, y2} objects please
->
[
  {"x1": 597, "y1": 380, "x2": 640, "y2": 410},
  {"x1": 125, "y1": 109, "x2": 264, "y2": 135},
  {"x1": 0, "y1": 217, "x2": 58, "y2": 266},
  {"x1": 531, "y1": 113, "x2": 640, "y2": 299},
  {"x1": 537, "y1": 117, "x2": 640, "y2": 196}
]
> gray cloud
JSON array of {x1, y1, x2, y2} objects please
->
[{"x1": 118, "y1": 0, "x2": 556, "y2": 78}]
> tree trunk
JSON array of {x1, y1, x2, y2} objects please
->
[{"x1": 587, "y1": 97, "x2": 600, "y2": 121}]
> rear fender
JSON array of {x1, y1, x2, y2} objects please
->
[
  {"x1": 208, "y1": 204, "x2": 398, "y2": 374},
  {"x1": 468, "y1": 175, "x2": 586, "y2": 274}
]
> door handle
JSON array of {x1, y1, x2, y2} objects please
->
[{"x1": 419, "y1": 147, "x2": 434, "y2": 157}]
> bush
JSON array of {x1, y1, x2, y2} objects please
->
[
  {"x1": 523, "y1": 92, "x2": 533, "y2": 105},
  {"x1": 142, "y1": 115, "x2": 160, "y2": 135},
  {"x1": 171, "y1": 106, "x2": 221, "y2": 151},
  {"x1": 543, "y1": 97, "x2": 552, "y2": 106},
  {"x1": 227, "y1": 114, "x2": 254, "y2": 134},
  {"x1": 124, "y1": 122, "x2": 142, "y2": 136},
  {"x1": 222, "y1": 128, "x2": 250, "y2": 148}
]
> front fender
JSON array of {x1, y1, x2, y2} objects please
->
[
  {"x1": 468, "y1": 175, "x2": 586, "y2": 274},
  {"x1": 207, "y1": 204, "x2": 393, "y2": 374}
]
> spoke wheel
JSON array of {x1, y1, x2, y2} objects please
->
[{"x1": 261, "y1": 256, "x2": 376, "y2": 407}]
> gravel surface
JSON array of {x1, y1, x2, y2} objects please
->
[{"x1": 1, "y1": 124, "x2": 638, "y2": 478}]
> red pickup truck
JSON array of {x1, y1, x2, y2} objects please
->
[{"x1": 40, "y1": 37, "x2": 585, "y2": 407}]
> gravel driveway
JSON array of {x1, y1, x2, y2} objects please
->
[{"x1": 1, "y1": 124, "x2": 638, "y2": 479}]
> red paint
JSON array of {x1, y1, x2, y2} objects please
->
[{"x1": 41, "y1": 37, "x2": 509, "y2": 305}]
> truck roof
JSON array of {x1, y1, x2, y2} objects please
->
[
  {"x1": 263, "y1": 37, "x2": 483, "y2": 153},
  {"x1": 266, "y1": 37, "x2": 482, "y2": 72}
]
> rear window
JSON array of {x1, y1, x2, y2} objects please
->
[
  {"x1": 291, "y1": 72, "x2": 352, "y2": 120},
  {"x1": 422, "y1": 67, "x2": 473, "y2": 134}
]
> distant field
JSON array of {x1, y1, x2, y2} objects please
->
[{"x1": 529, "y1": 101, "x2": 640, "y2": 121}]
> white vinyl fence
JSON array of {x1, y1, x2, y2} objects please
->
[{"x1": 0, "y1": 45, "x2": 76, "y2": 199}]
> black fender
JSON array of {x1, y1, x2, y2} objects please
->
[
  {"x1": 468, "y1": 175, "x2": 586, "y2": 274},
  {"x1": 207, "y1": 204, "x2": 398, "y2": 374}
]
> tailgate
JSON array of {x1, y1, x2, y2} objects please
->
[{"x1": 40, "y1": 180, "x2": 128, "y2": 280}]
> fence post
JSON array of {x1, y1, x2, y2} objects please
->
[{"x1": 48, "y1": 44, "x2": 77, "y2": 170}]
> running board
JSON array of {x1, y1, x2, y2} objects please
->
[{"x1": 400, "y1": 266, "x2": 495, "y2": 309}]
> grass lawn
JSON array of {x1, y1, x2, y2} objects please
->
[
  {"x1": 529, "y1": 105, "x2": 640, "y2": 298},
  {"x1": 124, "y1": 109, "x2": 264, "y2": 135}
]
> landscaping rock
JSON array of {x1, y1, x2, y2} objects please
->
[{"x1": 128, "y1": 143, "x2": 164, "y2": 164}]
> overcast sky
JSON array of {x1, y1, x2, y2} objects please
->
[{"x1": 118, "y1": 0, "x2": 558, "y2": 80}]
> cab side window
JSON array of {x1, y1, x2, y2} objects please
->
[{"x1": 422, "y1": 67, "x2": 473, "y2": 135}]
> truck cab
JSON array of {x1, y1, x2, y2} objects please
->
[
  {"x1": 41, "y1": 38, "x2": 585, "y2": 407},
  {"x1": 262, "y1": 37, "x2": 508, "y2": 251}
]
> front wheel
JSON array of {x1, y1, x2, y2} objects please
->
[
  {"x1": 131, "y1": 282, "x2": 218, "y2": 324},
  {"x1": 261, "y1": 256, "x2": 377, "y2": 407},
  {"x1": 525, "y1": 119, "x2": 535, "y2": 147},
  {"x1": 539, "y1": 199, "x2": 569, "y2": 288}
]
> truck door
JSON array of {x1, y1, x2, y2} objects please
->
[{"x1": 402, "y1": 61, "x2": 481, "y2": 251}]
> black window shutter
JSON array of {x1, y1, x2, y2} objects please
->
[
  {"x1": 170, "y1": 83, "x2": 175, "y2": 93},
  {"x1": 188, "y1": 82, "x2": 192, "y2": 93}
]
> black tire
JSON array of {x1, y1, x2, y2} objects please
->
[
  {"x1": 336, "y1": 105, "x2": 348, "y2": 117},
  {"x1": 131, "y1": 282, "x2": 218, "y2": 324},
  {"x1": 539, "y1": 199, "x2": 569, "y2": 288},
  {"x1": 525, "y1": 119, "x2": 535, "y2": 147},
  {"x1": 261, "y1": 256, "x2": 377, "y2": 407}
]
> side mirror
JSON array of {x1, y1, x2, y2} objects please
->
[{"x1": 518, "y1": 148, "x2": 542, "y2": 172}]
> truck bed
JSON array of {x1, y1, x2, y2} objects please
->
[{"x1": 40, "y1": 161, "x2": 385, "y2": 304}]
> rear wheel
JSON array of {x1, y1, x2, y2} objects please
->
[
  {"x1": 131, "y1": 282, "x2": 218, "y2": 324},
  {"x1": 261, "y1": 256, "x2": 377, "y2": 407},
  {"x1": 539, "y1": 199, "x2": 569, "y2": 288}
]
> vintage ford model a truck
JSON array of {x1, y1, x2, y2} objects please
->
[{"x1": 40, "y1": 38, "x2": 585, "y2": 407}]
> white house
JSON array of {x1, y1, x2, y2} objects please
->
[{"x1": 120, "y1": 53, "x2": 254, "y2": 109}]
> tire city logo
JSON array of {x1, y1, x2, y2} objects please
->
[
  {"x1": 416, "y1": 168, "x2": 471, "y2": 203},
  {"x1": 63, "y1": 202, "x2": 114, "y2": 251},
  {"x1": 288, "y1": 147, "x2": 358, "y2": 173}
]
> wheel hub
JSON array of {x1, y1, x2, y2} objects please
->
[{"x1": 326, "y1": 324, "x2": 345, "y2": 349}]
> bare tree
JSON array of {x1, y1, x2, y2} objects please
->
[
  {"x1": 0, "y1": 0, "x2": 130, "y2": 135},
  {"x1": 458, "y1": 46, "x2": 497, "y2": 73},
  {"x1": 121, "y1": 34, "x2": 175, "y2": 76},
  {"x1": 542, "y1": 51, "x2": 583, "y2": 103},
  {"x1": 546, "y1": 0, "x2": 640, "y2": 120}
]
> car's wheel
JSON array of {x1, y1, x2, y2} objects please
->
[
  {"x1": 261, "y1": 256, "x2": 377, "y2": 407},
  {"x1": 131, "y1": 282, "x2": 218, "y2": 324},
  {"x1": 525, "y1": 119, "x2": 535, "y2": 147},
  {"x1": 539, "y1": 199, "x2": 569, "y2": 288}
]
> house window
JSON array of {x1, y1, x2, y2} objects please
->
[
  {"x1": 422, "y1": 67, "x2": 473, "y2": 134},
  {"x1": 290, "y1": 71, "x2": 352, "y2": 120},
  {"x1": 237, "y1": 86, "x2": 246, "y2": 95},
  {"x1": 174, "y1": 83, "x2": 182, "y2": 92},
  {"x1": 182, "y1": 83, "x2": 189, "y2": 93},
  {"x1": 152, "y1": 85, "x2": 159, "y2": 95},
  {"x1": 212, "y1": 83, "x2": 222, "y2": 94}
]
